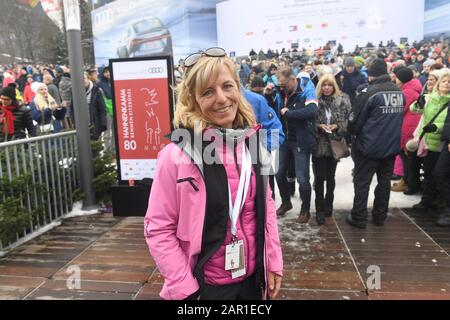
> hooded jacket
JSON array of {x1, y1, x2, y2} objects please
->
[{"x1": 144, "y1": 127, "x2": 283, "y2": 300}]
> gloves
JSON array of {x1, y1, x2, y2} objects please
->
[
  {"x1": 422, "y1": 124, "x2": 437, "y2": 133},
  {"x1": 417, "y1": 95, "x2": 427, "y2": 109}
]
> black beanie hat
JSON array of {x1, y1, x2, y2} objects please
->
[
  {"x1": 1, "y1": 86, "x2": 16, "y2": 101},
  {"x1": 394, "y1": 66, "x2": 414, "y2": 84},
  {"x1": 368, "y1": 58, "x2": 388, "y2": 77}
]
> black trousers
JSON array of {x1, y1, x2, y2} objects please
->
[
  {"x1": 351, "y1": 148, "x2": 395, "y2": 224},
  {"x1": 400, "y1": 150, "x2": 422, "y2": 191},
  {"x1": 434, "y1": 145, "x2": 450, "y2": 210},
  {"x1": 200, "y1": 273, "x2": 261, "y2": 300},
  {"x1": 312, "y1": 156, "x2": 338, "y2": 205},
  {"x1": 421, "y1": 151, "x2": 440, "y2": 206}
]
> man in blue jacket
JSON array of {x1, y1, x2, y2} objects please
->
[
  {"x1": 243, "y1": 88, "x2": 285, "y2": 152},
  {"x1": 347, "y1": 59, "x2": 405, "y2": 229},
  {"x1": 275, "y1": 68, "x2": 318, "y2": 223},
  {"x1": 244, "y1": 88, "x2": 285, "y2": 200}
]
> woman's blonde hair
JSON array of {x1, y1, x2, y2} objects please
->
[
  {"x1": 173, "y1": 56, "x2": 256, "y2": 131},
  {"x1": 316, "y1": 74, "x2": 342, "y2": 98},
  {"x1": 34, "y1": 86, "x2": 57, "y2": 112},
  {"x1": 433, "y1": 70, "x2": 450, "y2": 95}
]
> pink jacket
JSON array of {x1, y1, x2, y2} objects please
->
[
  {"x1": 401, "y1": 79, "x2": 422, "y2": 149},
  {"x1": 144, "y1": 130, "x2": 283, "y2": 300}
]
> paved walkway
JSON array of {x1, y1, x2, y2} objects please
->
[{"x1": 1, "y1": 207, "x2": 449, "y2": 300}]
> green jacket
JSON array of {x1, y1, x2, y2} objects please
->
[{"x1": 411, "y1": 92, "x2": 450, "y2": 152}]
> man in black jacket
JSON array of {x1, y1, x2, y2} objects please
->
[
  {"x1": 276, "y1": 68, "x2": 318, "y2": 223},
  {"x1": 0, "y1": 86, "x2": 36, "y2": 142},
  {"x1": 347, "y1": 59, "x2": 405, "y2": 229},
  {"x1": 434, "y1": 108, "x2": 450, "y2": 227},
  {"x1": 70, "y1": 73, "x2": 107, "y2": 141}
]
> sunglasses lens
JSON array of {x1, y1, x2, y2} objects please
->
[
  {"x1": 183, "y1": 53, "x2": 202, "y2": 68},
  {"x1": 205, "y1": 47, "x2": 226, "y2": 57}
]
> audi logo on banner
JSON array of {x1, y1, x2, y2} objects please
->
[{"x1": 147, "y1": 67, "x2": 165, "y2": 74}]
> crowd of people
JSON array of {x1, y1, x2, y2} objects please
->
[
  {"x1": 233, "y1": 39, "x2": 450, "y2": 228},
  {"x1": 1, "y1": 37, "x2": 449, "y2": 300},
  {"x1": 0, "y1": 63, "x2": 114, "y2": 154},
  {"x1": 145, "y1": 39, "x2": 450, "y2": 301}
]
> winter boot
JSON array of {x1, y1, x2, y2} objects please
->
[
  {"x1": 391, "y1": 178, "x2": 407, "y2": 192},
  {"x1": 315, "y1": 199, "x2": 325, "y2": 225},
  {"x1": 276, "y1": 202, "x2": 293, "y2": 217},
  {"x1": 297, "y1": 210, "x2": 311, "y2": 224}
]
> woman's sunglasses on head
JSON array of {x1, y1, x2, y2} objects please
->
[{"x1": 183, "y1": 47, "x2": 227, "y2": 68}]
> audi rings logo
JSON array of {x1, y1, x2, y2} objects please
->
[{"x1": 147, "y1": 67, "x2": 164, "y2": 74}]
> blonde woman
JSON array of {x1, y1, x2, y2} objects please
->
[
  {"x1": 313, "y1": 74, "x2": 351, "y2": 224},
  {"x1": 411, "y1": 70, "x2": 450, "y2": 211},
  {"x1": 144, "y1": 49, "x2": 283, "y2": 300},
  {"x1": 29, "y1": 83, "x2": 66, "y2": 133}
]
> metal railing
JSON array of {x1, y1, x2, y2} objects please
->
[{"x1": 0, "y1": 131, "x2": 79, "y2": 250}]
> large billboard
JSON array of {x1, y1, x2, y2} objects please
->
[
  {"x1": 217, "y1": 0, "x2": 425, "y2": 55},
  {"x1": 92, "y1": 0, "x2": 223, "y2": 66}
]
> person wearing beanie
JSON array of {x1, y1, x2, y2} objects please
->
[
  {"x1": 344, "y1": 57, "x2": 355, "y2": 68},
  {"x1": 336, "y1": 56, "x2": 367, "y2": 104},
  {"x1": 0, "y1": 86, "x2": 35, "y2": 142},
  {"x1": 346, "y1": 58, "x2": 405, "y2": 229},
  {"x1": 392, "y1": 67, "x2": 423, "y2": 194},
  {"x1": 419, "y1": 59, "x2": 436, "y2": 86},
  {"x1": 368, "y1": 58, "x2": 388, "y2": 77},
  {"x1": 23, "y1": 74, "x2": 35, "y2": 105},
  {"x1": 29, "y1": 82, "x2": 64, "y2": 134},
  {"x1": 2, "y1": 71, "x2": 15, "y2": 88},
  {"x1": 394, "y1": 66, "x2": 414, "y2": 84}
]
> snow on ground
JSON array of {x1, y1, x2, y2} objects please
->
[
  {"x1": 274, "y1": 156, "x2": 422, "y2": 221},
  {"x1": 64, "y1": 202, "x2": 100, "y2": 219}
]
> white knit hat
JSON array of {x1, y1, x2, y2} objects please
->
[
  {"x1": 430, "y1": 68, "x2": 450, "y2": 81},
  {"x1": 31, "y1": 82, "x2": 47, "y2": 94},
  {"x1": 423, "y1": 59, "x2": 436, "y2": 67}
]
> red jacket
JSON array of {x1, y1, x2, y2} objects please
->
[
  {"x1": 401, "y1": 79, "x2": 422, "y2": 150},
  {"x1": 23, "y1": 84, "x2": 35, "y2": 105}
]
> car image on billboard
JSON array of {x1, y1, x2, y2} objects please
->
[{"x1": 116, "y1": 17, "x2": 173, "y2": 58}]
